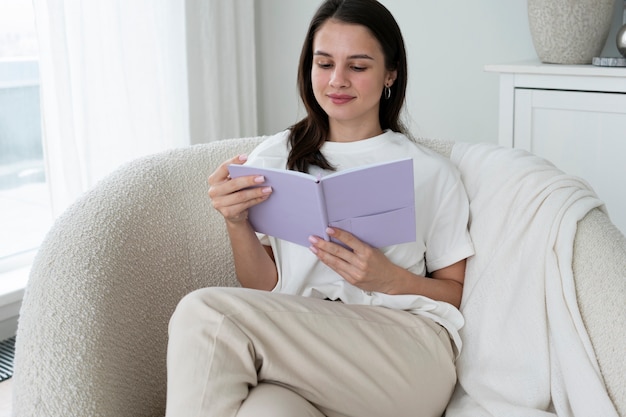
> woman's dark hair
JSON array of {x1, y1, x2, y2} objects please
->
[{"x1": 287, "y1": 0, "x2": 408, "y2": 172}]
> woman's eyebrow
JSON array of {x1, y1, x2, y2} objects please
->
[{"x1": 313, "y1": 50, "x2": 375, "y2": 60}]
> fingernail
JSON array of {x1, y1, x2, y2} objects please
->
[
  {"x1": 309, "y1": 246, "x2": 318, "y2": 254},
  {"x1": 254, "y1": 175, "x2": 265, "y2": 183},
  {"x1": 238, "y1": 154, "x2": 248, "y2": 162},
  {"x1": 261, "y1": 186, "x2": 272, "y2": 194},
  {"x1": 308, "y1": 235, "x2": 319, "y2": 244},
  {"x1": 325, "y1": 227, "x2": 335, "y2": 235}
]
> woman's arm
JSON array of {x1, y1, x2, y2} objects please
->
[
  {"x1": 208, "y1": 155, "x2": 278, "y2": 291},
  {"x1": 224, "y1": 222, "x2": 278, "y2": 291},
  {"x1": 308, "y1": 227, "x2": 466, "y2": 308},
  {"x1": 387, "y1": 259, "x2": 465, "y2": 308}
]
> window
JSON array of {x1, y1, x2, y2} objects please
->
[{"x1": 0, "y1": 0, "x2": 50, "y2": 274}]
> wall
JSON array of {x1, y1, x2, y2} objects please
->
[
  {"x1": 255, "y1": 0, "x2": 625, "y2": 144},
  {"x1": 255, "y1": 1, "x2": 315, "y2": 137}
]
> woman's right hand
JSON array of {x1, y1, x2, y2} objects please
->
[{"x1": 207, "y1": 154, "x2": 273, "y2": 224}]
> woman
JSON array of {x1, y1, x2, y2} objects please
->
[{"x1": 166, "y1": 1, "x2": 473, "y2": 416}]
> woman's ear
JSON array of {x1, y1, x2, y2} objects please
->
[{"x1": 386, "y1": 70, "x2": 397, "y2": 87}]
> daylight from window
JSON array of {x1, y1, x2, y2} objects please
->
[{"x1": 0, "y1": 0, "x2": 50, "y2": 271}]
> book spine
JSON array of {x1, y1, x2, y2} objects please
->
[{"x1": 316, "y1": 181, "x2": 330, "y2": 241}]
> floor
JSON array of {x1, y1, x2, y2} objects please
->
[{"x1": 0, "y1": 379, "x2": 11, "y2": 417}]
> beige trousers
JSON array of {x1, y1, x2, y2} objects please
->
[{"x1": 165, "y1": 287, "x2": 456, "y2": 417}]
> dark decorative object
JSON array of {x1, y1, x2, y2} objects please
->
[{"x1": 617, "y1": 23, "x2": 626, "y2": 57}]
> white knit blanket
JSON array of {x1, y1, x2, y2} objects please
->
[{"x1": 445, "y1": 143, "x2": 617, "y2": 416}]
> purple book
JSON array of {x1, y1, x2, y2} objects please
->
[{"x1": 227, "y1": 158, "x2": 416, "y2": 248}]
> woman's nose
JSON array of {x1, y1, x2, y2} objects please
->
[{"x1": 329, "y1": 68, "x2": 349, "y2": 88}]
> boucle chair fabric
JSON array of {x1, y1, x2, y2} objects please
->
[
  {"x1": 13, "y1": 136, "x2": 263, "y2": 417},
  {"x1": 12, "y1": 136, "x2": 626, "y2": 417},
  {"x1": 573, "y1": 208, "x2": 626, "y2": 416}
]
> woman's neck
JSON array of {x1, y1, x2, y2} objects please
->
[{"x1": 327, "y1": 120, "x2": 383, "y2": 143}]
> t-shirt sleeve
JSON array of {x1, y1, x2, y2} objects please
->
[{"x1": 425, "y1": 171, "x2": 474, "y2": 273}]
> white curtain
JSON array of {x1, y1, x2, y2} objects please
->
[
  {"x1": 34, "y1": 0, "x2": 258, "y2": 216},
  {"x1": 34, "y1": 0, "x2": 190, "y2": 216},
  {"x1": 186, "y1": 0, "x2": 258, "y2": 144}
]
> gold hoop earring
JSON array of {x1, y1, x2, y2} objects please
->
[{"x1": 384, "y1": 86, "x2": 391, "y2": 100}]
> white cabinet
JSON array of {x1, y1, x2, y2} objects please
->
[{"x1": 486, "y1": 61, "x2": 626, "y2": 236}]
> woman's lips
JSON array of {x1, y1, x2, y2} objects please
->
[{"x1": 328, "y1": 94, "x2": 354, "y2": 105}]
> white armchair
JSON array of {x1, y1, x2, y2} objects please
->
[{"x1": 12, "y1": 136, "x2": 626, "y2": 416}]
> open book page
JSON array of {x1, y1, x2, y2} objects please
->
[
  {"x1": 228, "y1": 158, "x2": 416, "y2": 248},
  {"x1": 321, "y1": 158, "x2": 415, "y2": 247},
  {"x1": 228, "y1": 165, "x2": 328, "y2": 246}
]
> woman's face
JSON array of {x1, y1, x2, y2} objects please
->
[{"x1": 311, "y1": 20, "x2": 396, "y2": 141}]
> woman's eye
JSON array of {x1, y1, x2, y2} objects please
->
[
  {"x1": 351, "y1": 66, "x2": 366, "y2": 72},
  {"x1": 317, "y1": 62, "x2": 333, "y2": 69}
]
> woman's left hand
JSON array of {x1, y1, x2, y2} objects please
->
[{"x1": 308, "y1": 227, "x2": 401, "y2": 294}]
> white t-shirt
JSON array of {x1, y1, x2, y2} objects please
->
[{"x1": 245, "y1": 130, "x2": 474, "y2": 351}]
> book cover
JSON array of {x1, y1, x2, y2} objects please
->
[{"x1": 227, "y1": 158, "x2": 416, "y2": 248}]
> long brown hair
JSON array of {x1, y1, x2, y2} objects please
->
[{"x1": 287, "y1": 0, "x2": 409, "y2": 172}]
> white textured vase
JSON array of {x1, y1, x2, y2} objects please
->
[{"x1": 528, "y1": 0, "x2": 615, "y2": 64}]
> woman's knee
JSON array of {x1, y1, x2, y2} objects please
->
[{"x1": 169, "y1": 287, "x2": 234, "y2": 332}]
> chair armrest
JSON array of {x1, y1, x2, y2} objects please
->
[
  {"x1": 13, "y1": 136, "x2": 263, "y2": 417},
  {"x1": 574, "y1": 208, "x2": 626, "y2": 416}
]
